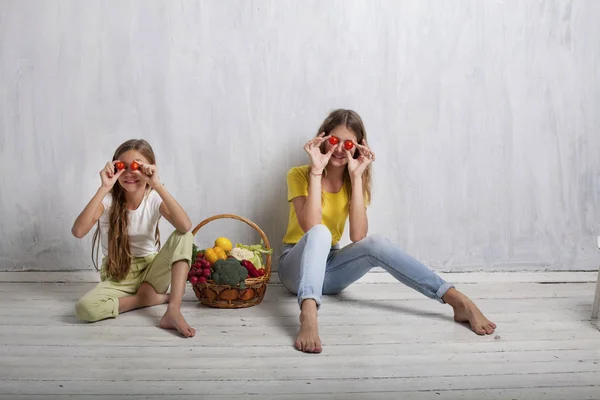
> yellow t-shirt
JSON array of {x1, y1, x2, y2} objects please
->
[{"x1": 282, "y1": 165, "x2": 351, "y2": 246}]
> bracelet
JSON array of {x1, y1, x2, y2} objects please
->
[{"x1": 310, "y1": 171, "x2": 322, "y2": 177}]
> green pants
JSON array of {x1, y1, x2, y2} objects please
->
[{"x1": 75, "y1": 231, "x2": 193, "y2": 322}]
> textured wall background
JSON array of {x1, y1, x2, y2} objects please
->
[{"x1": 1, "y1": 0, "x2": 599, "y2": 272}]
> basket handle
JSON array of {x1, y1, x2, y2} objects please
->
[{"x1": 191, "y1": 214, "x2": 272, "y2": 278}]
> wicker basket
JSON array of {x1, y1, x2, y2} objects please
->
[{"x1": 190, "y1": 214, "x2": 272, "y2": 308}]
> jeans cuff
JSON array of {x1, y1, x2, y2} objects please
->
[
  {"x1": 298, "y1": 295, "x2": 322, "y2": 310},
  {"x1": 436, "y1": 282, "x2": 454, "y2": 303}
]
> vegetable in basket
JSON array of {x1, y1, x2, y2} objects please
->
[
  {"x1": 204, "y1": 247, "x2": 227, "y2": 265},
  {"x1": 231, "y1": 240, "x2": 273, "y2": 271},
  {"x1": 240, "y1": 260, "x2": 264, "y2": 278},
  {"x1": 211, "y1": 259, "x2": 248, "y2": 288}
]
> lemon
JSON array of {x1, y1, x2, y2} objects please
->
[{"x1": 214, "y1": 237, "x2": 233, "y2": 253}]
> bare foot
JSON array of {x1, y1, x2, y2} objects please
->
[
  {"x1": 136, "y1": 283, "x2": 170, "y2": 307},
  {"x1": 452, "y1": 299, "x2": 496, "y2": 335},
  {"x1": 160, "y1": 309, "x2": 196, "y2": 338},
  {"x1": 295, "y1": 300, "x2": 322, "y2": 353},
  {"x1": 443, "y1": 288, "x2": 496, "y2": 335}
]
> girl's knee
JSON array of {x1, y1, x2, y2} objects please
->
[
  {"x1": 166, "y1": 230, "x2": 193, "y2": 244},
  {"x1": 75, "y1": 298, "x2": 97, "y2": 322},
  {"x1": 75, "y1": 296, "x2": 115, "y2": 322},
  {"x1": 306, "y1": 224, "x2": 332, "y2": 243},
  {"x1": 357, "y1": 234, "x2": 389, "y2": 249}
]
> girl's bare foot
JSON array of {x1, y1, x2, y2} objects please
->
[
  {"x1": 160, "y1": 309, "x2": 196, "y2": 338},
  {"x1": 443, "y1": 288, "x2": 496, "y2": 335},
  {"x1": 295, "y1": 299, "x2": 322, "y2": 353}
]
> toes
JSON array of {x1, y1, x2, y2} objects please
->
[{"x1": 295, "y1": 340, "x2": 303, "y2": 352}]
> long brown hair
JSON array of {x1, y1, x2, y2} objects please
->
[
  {"x1": 316, "y1": 109, "x2": 372, "y2": 203},
  {"x1": 91, "y1": 139, "x2": 160, "y2": 281}
]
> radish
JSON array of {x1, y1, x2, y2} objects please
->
[{"x1": 189, "y1": 276, "x2": 199, "y2": 285}]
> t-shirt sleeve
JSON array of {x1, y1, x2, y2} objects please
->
[
  {"x1": 287, "y1": 167, "x2": 309, "y2": 202},
  {"x1": 101, "y1": 194, "x2": 112, "y2": 217},
  {"x1": 149, "y1": 190, "x2": 163, "y2": 216}
]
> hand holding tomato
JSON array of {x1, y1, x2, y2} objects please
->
[
  {"x1": 100, "y1": 161, "x2": 125, "y2": 190},
  {"x1": 346, "y1": 139, "x2": 375, "y2": 178},
  {"x1": 135, "y1": 162, "x2": 162, "y2": 189},
  {"x1": 304, "y1": 132, "x2": 336, "y2": 174}
]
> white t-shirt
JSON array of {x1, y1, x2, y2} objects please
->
[{"x1": 99, "y1": 190, "x2": 163, "y2": 257}]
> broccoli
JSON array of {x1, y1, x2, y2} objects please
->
[{"x1": 211, "y1": 259, "x2": 248, "y2": 288}]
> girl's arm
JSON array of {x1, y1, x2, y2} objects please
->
[
  {"x1": 293, "y1": 134, "x2": 336, "y2": 232},
  {"x1": 72, "y1": 161, "x2": 123, "y2": 238},
  {"x1": 71, "y1": 188, "x2": 108, "y2": 238},
  {"x1": 346, "y1": 139, "x2": 375, "y2": 242},
  {"x1": 139, "y1": 163, "x2": 192, "y2": 233},
  {"x1": 156, "y1": 185, "x2": 192, "y2": 233},
  {"x1": 348, "y1": 177, "x2": 368, "y2": 242},
  {"x1": 292, "y1": 170, "x2": 324, "y2": 232}
]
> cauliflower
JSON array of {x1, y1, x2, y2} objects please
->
[{"x1": 228, "y1": 247, "x2": 255, "y2": 261}]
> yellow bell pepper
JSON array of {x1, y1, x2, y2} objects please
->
[
  {"x1": 204, "y1": 248, "x2": 219, "y2": 265},
  {"x1": 213, "y1": 246, "x2": 227, "y2": 260}
]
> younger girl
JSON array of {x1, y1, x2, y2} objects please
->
[
  {"x1": 72, "y1": 139, "x2": 195, "y2": 338},
  {"x1": 278, "y1": 109, "x2": 496, "y2": 353}
]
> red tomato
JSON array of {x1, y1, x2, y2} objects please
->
[
  {"x1": 130, "y1": 161, "x2": 140, "y2": 171},
  {"x1": 328, "y1": 136, "x2": 339, "y2": 145},
  {"x1": 344, "y1": 140, "x2": 354, "y2": 150},
  {"x1": 115, "y1": 161, "x2": 125, "y2": 171}
]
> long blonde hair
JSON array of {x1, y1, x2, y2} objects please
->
[
  {"x1": 316, "y1": 109, "x2": 372, "y2": 202},
  {"x1": 91, "y1": 139, "x2": 160, "y2": 281}
]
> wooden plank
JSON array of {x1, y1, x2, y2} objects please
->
[
  {"x1": 0, "y1": 386, "x2": 599, "y2": 400},
  {"x1": 2, "y1": 349, "x2": 599, "y2": 372},
  {"x1": 1, "y1": 338, "x2": 599, "y2": 358},
  {"x1": 1, "y1": 372, "x2": 598, "y2": 395},
  {"x1": 2, "y1": 360, "x2": 600, "y2": 382}
]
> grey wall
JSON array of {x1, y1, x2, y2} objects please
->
[{"x1": 1, "y1": 0, "x2": 599, "y2": 272}]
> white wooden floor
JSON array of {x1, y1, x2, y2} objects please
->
[{"x1": 1, "y1": 271, "x2": 599, "y2": 400}]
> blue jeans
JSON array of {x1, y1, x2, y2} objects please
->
[{"x1": 278, "y1": 224, "x2": 454, "y2": 308}]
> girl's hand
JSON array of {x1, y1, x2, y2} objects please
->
[
  {"x1": 346, "y1": 139, "x2": 375, "y2": 178},
  {"x1": 100, "y1": 161, "x2": 125, "y2": 190},
  {"x1": 137, "y1": 163, "x2": 162, "y2": 189},
  {"x1": 304, "y1": 132, "x2": 335, "y2": 173}
]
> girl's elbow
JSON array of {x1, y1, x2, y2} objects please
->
[
  {"x1": 350, "y1": 229, "x2": 368, "y2": 243},
  {"x1": 179, "y1": 220, "x2": 192, "y2": 233},
  {"x1": 350, "y1": 234, "x2": 366, "y2": 243},
  {"x1": 71, "y1": 226, "x2": 85, "y2": 238}
]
